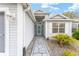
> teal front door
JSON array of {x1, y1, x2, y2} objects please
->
[{"x1": 36, "y1": 23, "x2": 43, "y2": 36}]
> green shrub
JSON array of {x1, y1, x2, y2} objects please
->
[
  {"x1": 64, "y1": 50, "x2": 77, "y2": 56},
  {"x1": 68, "y1": 37, "x2": 77, "y2": 44},
  {"x1": 72, "y1": 29, "x2": 79, "y2": 40},
  {"x1": 52, "y1": 34, "x2": 77, "y2": 47}
]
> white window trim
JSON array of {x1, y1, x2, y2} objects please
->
[
  {"x1": 52, "y1": 22, "x2": 65, "y2": 34},
  {"x1": 0, "y1": 7, "x2": 9, "y2": 56}
]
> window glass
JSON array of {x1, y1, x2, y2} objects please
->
[
  {"x1": 78, "y1": 24, "x2": 79, "y2": 28},
  {"x1": 72, "y1": 23, "x2": 77, "y2": 29},
  {"x1": 72, "y1": 23, "x2": 78, "y2": 32},
  {"x1": 59, "y1": 28, "x2": 64, "y2": 33},
  {"x1": 59, "y1": 23, "x2": 65, "y2": 27},
  {"x1": 52, "y1": 23, "x2": 58, "y2": 27},
  {"x1": 53, "y1": 28, "x2": 58, "y2": 33},
  {"x1": 52, "y1": 23, "x2": 65, "y2": 33}
]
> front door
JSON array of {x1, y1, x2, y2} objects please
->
[{"x1": 36, "y1": 23, "x2": 43, "y2": 36}]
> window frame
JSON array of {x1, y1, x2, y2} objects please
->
[
  {"x1": 52, "y1": 22, "x2": 65, "y2": 33},
  {"x1": 72, "y1": 23, "x2": 79, "y2": 32}
]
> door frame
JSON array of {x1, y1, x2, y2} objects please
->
[
  {"x1": 0, "y1": 8, "x2": 9, "y2": 56},
  {"x1": 37, "y1": 23, "x2": 42, "y2": 36},
  {"x1": 36, "y1": 22, "x2": 43, "y2": 36}
]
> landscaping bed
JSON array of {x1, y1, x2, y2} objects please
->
[
  {"x1": 46, "y1": 33, "x2": 79, "y2": 56},
  {"x1": 46, "y1": 39, "x2": 79, "y2": 56}
]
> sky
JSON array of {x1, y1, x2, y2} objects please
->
[{"x1": 31, "y1": 3, "x2": 79, "y2": 14}]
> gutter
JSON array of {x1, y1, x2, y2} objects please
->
[{"x1": 22, "y1": 3, "x2": 36, "y2": 23}]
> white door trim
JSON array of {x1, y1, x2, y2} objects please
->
[{"x1": 0, "y1": 7, "x2": 9, "y2": 56}]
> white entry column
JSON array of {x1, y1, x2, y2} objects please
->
[
  {"x1": 17, "y1": 4, "x2": 24, "y2": 56},
  {"x1": 65, "y1": 22, "x2": 72, "y2": 36}
]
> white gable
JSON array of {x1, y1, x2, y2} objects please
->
[{"x1": 49, "y1": 14, "x2": 69, "y2": 19}]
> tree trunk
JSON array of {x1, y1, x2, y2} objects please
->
[{"x1": 59, "y1": 41, "x2": 63, "y2": 48}]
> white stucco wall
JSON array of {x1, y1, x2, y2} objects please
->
[{"x1": 23, "y1": 12, "x2": 34, "y2": 49}]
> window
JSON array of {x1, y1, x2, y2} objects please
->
[
  {"x1": 52, "y1": 23, "x2": 65, "y2": 33},
  {"x1": 53, "y1": 28, "x2": 58, "y2": 33},
  {"x1": 78, "y1": 24, "x2": 79, "y2": 28},
  {"x1": 53, "y1": 23, "x2": 58, "y2": 27},
  {"x1": 59, "y1": 28, "x2": 65, "y2": 33},
  {"x1": 59, "y1": 23, "x2": 65, "y2": 33},
  {"x1": 72, "y1": 23, "x2": 79, "y2": 32},
  {"x1": 72, "y1": 23, "x2": 77, "y2": 32},
  {"x1": 52, "y1": 23, "x2": 58, "y2": 33}
]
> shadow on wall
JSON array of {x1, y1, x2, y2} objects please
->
[{"x1": 23, "y1": 47, "x2": 26, "y2": 56}]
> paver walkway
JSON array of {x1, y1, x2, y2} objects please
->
[{"x1": 31, "y1": 37, "x2": 49, "y2": 56}]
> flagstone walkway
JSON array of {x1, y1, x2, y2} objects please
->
[{"x1": 31, "y1": 37, "x2": 49, "y2": 56}]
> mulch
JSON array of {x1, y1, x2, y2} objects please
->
[{"x1": 46, "y1": 39, "x2": 79, "y2": 56}]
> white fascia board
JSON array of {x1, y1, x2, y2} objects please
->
[{"x1": 43, "y1": 19, "x2": 79, "y2": 21}]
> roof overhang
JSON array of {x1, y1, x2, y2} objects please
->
[
  {"x1": 22, "y1": 3, "x2": 36, "y2": 22},
  {"x1": 43, "y1": 19, "x2": 79, "y2": 23}
]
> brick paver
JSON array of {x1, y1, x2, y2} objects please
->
[{"x1": 31, "y1": 37, "x2": 49, "y2": 56}]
